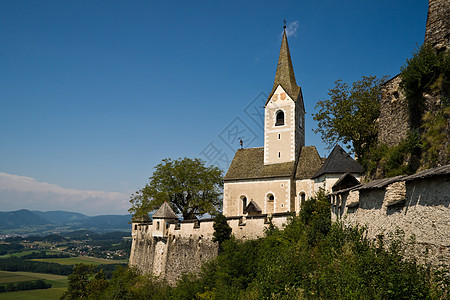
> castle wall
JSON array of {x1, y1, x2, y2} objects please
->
[
  {"x1": 378, "y1": 75, "x2": 410, "y2": 147},
  {"x1": 425, "y1": 0, "x2": 450, "y2": 50},
  {"x1": 337, "y1": 175, "x2": 450, "y2": 265},
  {"x1": 129, "y1": 213, "x2": 290, "y2": 283}
]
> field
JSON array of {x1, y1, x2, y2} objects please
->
[
  {"x1": 0, "y1": 271, "x2": 67, "y2": 300},
  {"x1": 32, "y1": 256, "x2": 127, "y2": 265}
]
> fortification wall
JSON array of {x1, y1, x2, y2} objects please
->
[
  {"x1": 425, "y1": 0, "x2": 450, "y2": 50},
  {"x1": 378, "y1": 75, "x2": 410, "y2": 147},
  {"x1": 337, "y1": 175, "x2": 450, "y2": 266},
  {"x1": 129, "y1": 213, "x2": 290, "y2": 283}
]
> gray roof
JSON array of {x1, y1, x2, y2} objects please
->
[
  {"x1": 313, "y1": 145, "x2": 364, "y2": 178},
  {"x1": 225, "y1": 146, "x2": 324, "y2": 182},
  {"x1": 332, "y1": 172, "x2": 360, "y2": 192},
  {"x1": 152, "y1": 202, "x2": 179, "y2": 219},
  {"x1": 266, "y1": 30, "x2": 304, "y2": 111},
  {"x1": 356, "y1": 175, "x2": 406, "y2": 191},
  {"x1": 294, "y1": 146, "x2": 324, "y2": 179},
  {"x1": 224, "y1": 147, "x2": 295, "y2": 181},
  {"x1": 403, "y1": 164, "x2": 450, "y2": 181},
  {"x1": 245, "y1": 200, "x2": 262, "y2": 214}
]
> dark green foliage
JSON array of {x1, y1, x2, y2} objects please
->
[
  {"x1": 0, "y1": 279, "x2": 51, "y2": 293},
  {"x1": 0, "y1": 257, "x2": 73, "y2": 275},
  {"x1": 400, "y1": 43, "x2": 450, "y2": 123},
  {"x1": 313, "y1": 75, "x2": 388, "y2": 161},
  {"x1": 21, "y1": 250, "x2": 70, "y2": 259},
  {"x1": 212, "y1": 213, "x2": 232, "y2": 252},
  {"x1": 366, "y1": 130, "x2": 423, "y2": 178},
  {"x1": 0, "y1": 243, "x2": 24, "y2": 255},
  {"x1": 129, "y1": 157, "x2": 224, "y2": 220},
  {"x1": 421, "y1": 106, "x2": 450, "y2": 168}
]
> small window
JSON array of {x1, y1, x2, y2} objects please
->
[
  {"x1": 241, "y1": 196, "x2": 247, "y2": 213},
  {"x1": 299, "y1": 115, "x2": 303, "y2": 129},
  {"x1": 267, "y1": 193, "x2": 274, "y2": 201},
  {"x1": 275, "y1": 111, "x2": 284, "y2": 126},
  {"x1": 156, "y1": 221, "x2": 160, "y2": 230},
  {"x1": 300, "y1": 192, "x2": 306, "y2": 204},
  {"x1": 134, "y1": 225, "x2": 137, "y2": 230},
  {"x1": 278, "y1": 134, "x2": 281, "y2": 140},
  {"x1": 278, "y1": 152, "x2": 281, "y2": 158}
]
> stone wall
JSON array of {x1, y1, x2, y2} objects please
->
[
  {"x1": 129, "y1": 213, "x2": 290, "y2": 283},
  {"x1": 425, "y1": 0, "x2": 450, "y2": 51},
  {"x1": 378, "y1": 75, "x2": 410, "y2": 147},
  {"x1": 335, "y1": 175, "x2": 450, "y2": 266}
]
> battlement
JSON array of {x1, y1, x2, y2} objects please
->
[{"x1": 132, "y1": 212, "x2": 291, "y2": 242}]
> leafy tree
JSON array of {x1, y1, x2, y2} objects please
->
[
  {"x1": 212, "y1": 213, "x2": 232, "y2": 252},
  {"x1": 313, "y1": 75, "x2": 388, "y2": 161},
  {"x1": 129, "y1": 157, "x2": 223, "y2": 220}
]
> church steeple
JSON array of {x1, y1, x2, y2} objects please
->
[
  {"x1": 263, "y1": 25, "x2": 305, "y2": 165},
  {"x1": 266, "y1": 28, "x2": 302, "y2": 107}
]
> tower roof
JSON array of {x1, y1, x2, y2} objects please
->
[
  {"x1": 266, "y1": 29, "x2": 303, "y2": 109},
  {"x1": 312, "y1": 145, "x2": 364, "y2": 178},
  {"x1": 152, "y1": 202, "x2": 179, "y2": 219}
]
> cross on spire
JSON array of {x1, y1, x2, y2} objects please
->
[{"x1": 283, "y1": 19, "x2": 286, "y2": 29}]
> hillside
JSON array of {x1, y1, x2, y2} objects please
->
[{"x1": 0, "y1": 209, "x2": 131, "y2": 235}]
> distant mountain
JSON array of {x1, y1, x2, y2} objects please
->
[
  {"x1": 0, "y1": 209, "x2": 50, "y2": 229},
  {"x1": 0, "y1": 209, "x2": 131, "y2": 234},
  {"x1": 32, "y1": 210, "x2": 89, "y2": 224},
  {"x1": 77, "y1": 215, "x2": 132, "y2": 230}
]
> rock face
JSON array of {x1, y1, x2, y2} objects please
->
[
  {"x1": 378, "y1": 75, "x2": 410, "y2": 147},
  {"x1": 425, "y1": 0, "x2": 450, "y2": 51}
]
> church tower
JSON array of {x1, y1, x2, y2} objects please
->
[{"x1": 264, "y1": 28, "x2": 305, "y2": 165}]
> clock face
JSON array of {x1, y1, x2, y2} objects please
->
[
  {"x1": 272, "y1": 94, "x2": 279, "y2": 102},
  {"x1": 280, "y1": 92, "x2": 286, "y2": 100}
]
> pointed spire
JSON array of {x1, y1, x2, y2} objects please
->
[
  {"x1": 152, "y1": 202, "x2": 179, "y2": 219},
  {"x1": 266, "y1": 26, "x2": 302, "y2": 106}
]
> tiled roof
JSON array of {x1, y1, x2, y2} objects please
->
[
  {"x1": 224, "y1": 147, "x2": 295, "y2": 181},
  {"x1": 266, "y1": 30, "x2": 304, "y2": 111},
  {"x1": 225, "y1": 146, "x2": 325, "y2": 181},
  {"x1": 294, "y1": 146, "x2": 324, "y2": 179},
  {"x1": 313, "y1": 145, "x2": 364, "y2": 178},
  {"x1": 152, "y1": 202, "x2": 179, "y2": 219}
]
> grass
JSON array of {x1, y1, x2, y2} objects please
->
[
  {"x1": 0, "y1": 271, "x2": 68, "y2": 300},
  {"x1": 32, "y1": 256, "x2": 127, "y2": 265}
]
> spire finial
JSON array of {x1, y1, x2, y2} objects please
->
[{"x1": 283, "y1": 19, "x2": 286, "y2": 30}]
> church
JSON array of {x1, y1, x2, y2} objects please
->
[{"x1": 223, "y1": 27, "x2": 364, "y2": 217}]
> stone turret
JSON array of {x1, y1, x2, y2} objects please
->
[
  {"x1": 151, "y1": 202, "x2": 179, "y2": 237},
  {"x1": 378, "y1": 0, "x2": 449, "y2": 149},
  {"x1": 424, "y1": 0, "x2": 450, "y2": 51}
]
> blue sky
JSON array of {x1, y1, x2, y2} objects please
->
[{"x1": 0, "y1": 0, "x2": 428, "y2": 215}]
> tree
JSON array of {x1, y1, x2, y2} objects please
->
[
  {"x1": 212, "y1": 213, "x2": 232, "y2": 252},
  {"x1": 129, "y1": 157, "x2": 223, "y2": 220},
  {"x1": 313, "y1": 75, "x2": 388, "y2": 160}
]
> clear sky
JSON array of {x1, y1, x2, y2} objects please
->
[{"x1": 0, "y1": 0, "x2": 429, "y2": 215}]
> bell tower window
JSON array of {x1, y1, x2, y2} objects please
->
[{"x1": 275, "y1": 111, "x2": 284, "y2": 126}]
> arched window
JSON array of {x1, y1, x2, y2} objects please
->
[
  {"x1": 275, "y1": 110, "x2": 285, "y2": 126},
  {"x1": 267, "y1": 193, "x2": 274, "y2": 201},
  {"x1": 241, "y1": 196, "x2": 247, "y2": 213},
  {"x1": 299, "y1": 192, "x2": 306, "y2": 208}
]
